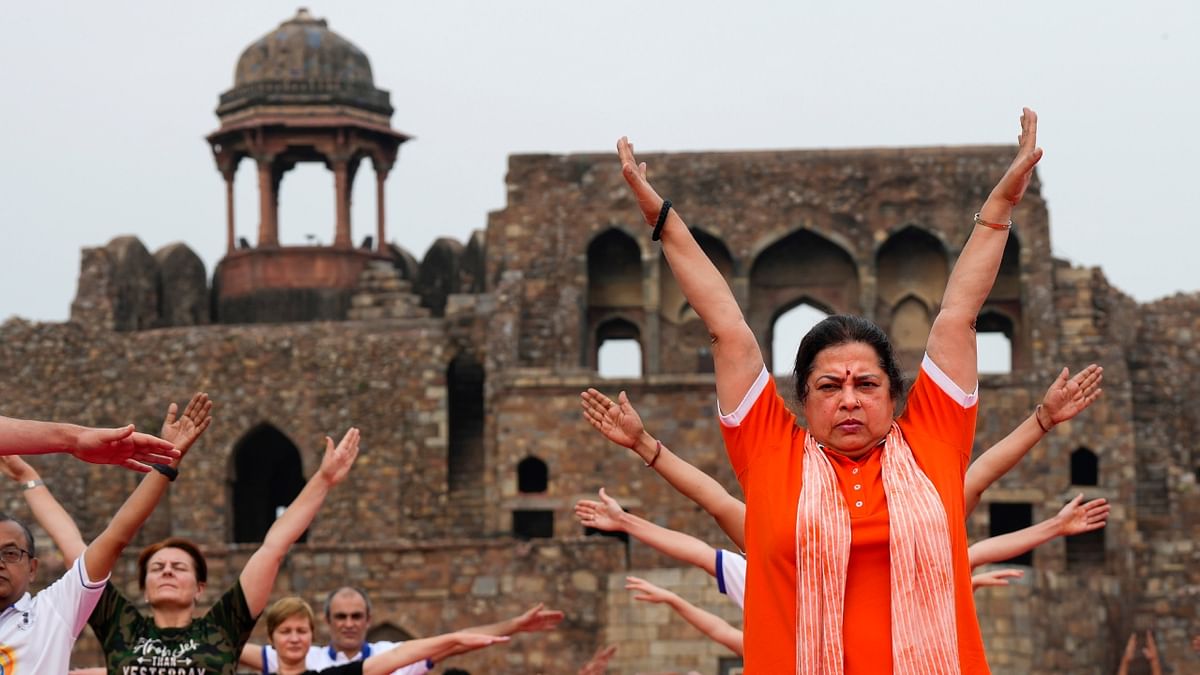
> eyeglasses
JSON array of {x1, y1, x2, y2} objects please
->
[{"x1": 0, "y1": 547, "x2": 32, "y2": 565}]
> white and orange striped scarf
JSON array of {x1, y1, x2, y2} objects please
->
[{"x1": 795, "y1": 422, "x2": 959, "y2": 674}]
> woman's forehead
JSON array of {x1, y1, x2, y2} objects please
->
[
  {"x1": 810, "y1": 342, "x2": 882, "y2": 374},
  {"x1": 149, "y1": 548, "x2": 194, "y2": 565}
]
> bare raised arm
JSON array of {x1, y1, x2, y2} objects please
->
[
  {"x1": 964, "y1": 364, "x2": 1102, "y2": 513},
  {"x1": 575, "y1": 488, "x2": 718, "y2": 574},
  {"x1": 0, "y1": 416, "x2": 178, "y2": 472},
  {"x1": 625, "y1": 576, "x2": 743, "y2": 656},
  {"x1": 461, "y1": 602, "x2": 565, "y2": 637},
  {"x1": 239, "y1": 427, "x2": 360, "y2": 617},
  {"x1": 577, "y1": 645, "x2": 618, "y2": 675},
  {"x1": 83, "y1": 394, "x2": 211, "y2": 584},
  {"x1": 968, "y1": 494, "x2": 1108, "y2": 569},
  {"x1": 926, "y1": 109, "x2": 1043, "y2": 392},
  {"x1": 617, "y1": 137, "x2": 762, "y2": 409},
  {"x1": 971, "y1": 568, "x2": 1023, "y2": 591},
  {"x1": 580, "y1": 388, "x2": 746, "y2": 549},
  {"x1": 362, "y1": 633, "x2": 510, "y2": 675},
  {"x1": 0, "y1": 455, "x2": 86, "y2": 565}
]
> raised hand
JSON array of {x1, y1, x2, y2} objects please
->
[
  {"x1": 1121, "y1": 632, "x2": 1137, "y2": 664},
  {"x1": 1041, "y1": 364, "x2": 1103, "y2": 427},
  {"x1": 73, "y1": 425, "x2": 179, "y2": 473},
  {"x1": 0, "y1": 454, "x2": 39, "y2": 483},
  {"x1": 578, "y1": 645, "x2": 618, "y2": 675},
  {"x1": 158, "y1": 393, "x2": 213, "y2": 462},
  {"x1": 580, "y1": 389, "x2": 645, "y2": 450},
  {"x1": 616, "y1": 137, "x2": 668, "y2": 226},
  {"x1": 507, "y1": 603, "x2": 565, "y2": 634},
  {"x1": 625, "y1": 576, "x2": 677, "y2": 605},
  {"x1": 1142, "y1": 630, "x2": 1159, "y2": 663},
  {"x1": 318, "y1": 427, "x2": 360, "y2": 485},
  {"x1": 1054, "y1": 494, "x2": 1110, "y2": 536},
  {"x1": 989, "y1": 107, "x2": 1043, "y2": 209},
  {"x1": 574, "y1": 488, "x2": 627, "y2": 532},
  {"x1": 452, "y1": 632, "x2": 510, "y2": 651},
  {"x1": 971, "y1": 568, "x2": 1023, "y2": 590}
]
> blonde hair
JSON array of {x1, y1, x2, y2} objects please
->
[{"x1": 266, "y1": 596, "x2": 316, "y2": 637}]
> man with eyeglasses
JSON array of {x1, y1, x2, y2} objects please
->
[
  {"x1": 247, "y1": 586, "x2": 566, "y2": 674},
  {"x1": 0, "y1": 394, "x2": 206, "y2": 673}
]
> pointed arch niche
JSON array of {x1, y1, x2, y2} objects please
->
[
  {"x1": 876, "y1": 226, "x2": 947, "y2": 359},
  {"x1": 595, "y1": 317, "x2": 643, "y2": 378},
  {"x1": 980, "y1": 233, "x2": 1026, "y2": 372},
  {"x1": 587, "y1": 229, "x2": 644, "y2": 373},
  {"x1": 750, "y1": 230, "x2": 858, "y2": 373},
  {"x1": 231, "y1": 424, "x2": 307, "y2": 543},
  {"x1": 770, "y1": 301, "x2": 831, "y2": 377},
  {"x1": 659, "y1": 228, "x2": 734, "y2": 374}
]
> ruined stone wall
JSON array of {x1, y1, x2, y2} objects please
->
[{"x1": 486, "y1": 147, "x2": 1053, "y2": 375}]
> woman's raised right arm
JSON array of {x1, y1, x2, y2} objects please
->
[{"x1": 617, "y1": 138, "x2": 763, "y2": 409}]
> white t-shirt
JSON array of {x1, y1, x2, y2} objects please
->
[
  {"x1": 0, "y1": 554, "x2": 107, "y2": 674},
  {"x1": 261, "y1": 640, "x2": 432, "y2": 675},
  {"x1": 715, "y1": 549, "x2": 746, "y2": 609}
]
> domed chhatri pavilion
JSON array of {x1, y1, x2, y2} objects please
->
[
  {"x1": 1, "y1": 8, "x2": 1196, "y2": 675},
  {"x1": 207, "y1": 8, "x2": 410, "y2": 323}
]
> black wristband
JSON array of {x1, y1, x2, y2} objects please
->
[
  {"x1": 150, "y1": 463, "x2": 178, "y2": 482},
  {"x1": 651, "y1": 200, "x2": 672, "y2": 242}
]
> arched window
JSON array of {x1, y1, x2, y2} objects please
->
[
  {"x1": 876, "y1": 226, "x2": 948, "y2": 311},
  {"x1": 770, "y1": 302, "x2": 829, "y2": 376},
  {"x1": 232, "y1": 424, "x2": 307, "y2": 543},
  {"x1": 517, "y1": 456, "x2": 548, "y2": 493},
  {"x1": 447, "y1": 354, "x2": 485, "y2": 494},
  {"x1": 367, "y1": 622, "x2": 415, "y2": 643},
  {"x1": 890, "y1": 295, "x2": 931, "y2": 362},
  {"x1": 976, "y1": 311, "x2": 1014, "y2": 374},
  {"x1": 596, "y1": 318, "x2": 642, "y2": 378},
  {"x1": 1070, "y1": 447, "x2": 1099, "y2": 486},
  {"x1": 750, "y1": 230, "x2": 859, "y2": 367},
  {"x1": 587, "y1": 229, "x2": 642, "y2": 309},
  {"x1": 659, "y1": 229, "x2": 734, "y2": 374}
]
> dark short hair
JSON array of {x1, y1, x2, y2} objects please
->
[
  {"x1": 0, "y1": 512, "x2": 35, "y2": 559},
  {"x1": 324, "y1": 586, "x2": 372, "y2": 620},
  {"x1": 443, "y1": 670, "x2": 472, "y2": 675},
  {"x1": 137, "y1": 537, "x2": 208, "y2": 589},
  {"x1": 793, "y1": 314, "x2": 904, "y2": 404}
]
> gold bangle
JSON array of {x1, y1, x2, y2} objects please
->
[{"x1": 974, "y1": 212, "x2": 1012, "y2": 231}]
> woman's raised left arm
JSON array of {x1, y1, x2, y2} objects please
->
[{"x1": 927, "y1": 109, "x2": 1043, "y2": 392}]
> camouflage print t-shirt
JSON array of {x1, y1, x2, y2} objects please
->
[{"x1": 88, "y1": 580, "x2": 257, "y2": 675}]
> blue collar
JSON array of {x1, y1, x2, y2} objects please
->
[{"x1": 329, "y1": 642, "x2": 371, "y2": 661}]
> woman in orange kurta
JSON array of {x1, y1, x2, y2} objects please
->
[{"x1": 614, "y1": 108, "x2": 1043, "y2": 674}]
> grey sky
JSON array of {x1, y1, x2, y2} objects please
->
[{"x1": 2, "y1": 1, "x2": 1196, "y2": 323}]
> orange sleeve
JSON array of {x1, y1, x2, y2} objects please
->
[
  {"x1": 717, "y1": 366, "x2": 798, "y2": 485},
  {"x1": 900, "y1": 354, "x2": 978, "y2": 472}
]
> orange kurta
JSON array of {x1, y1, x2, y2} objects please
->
[{"x1": 721, "y1": 362, "x2": 988, "y2": 674}]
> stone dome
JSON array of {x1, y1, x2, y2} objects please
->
[{"x1": 216, "y1": 8, "x2": 392, "y2": 119}]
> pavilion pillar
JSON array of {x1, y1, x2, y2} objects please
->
[
  {"x1": 375, "y1": 168, "x2": 389, "y2": 252},
  {"x1": 222, "y1": 165, "x2": 237, "y2": 253},
  {"x1": 255, "y1": 155, "x2": 279, "y2": 247},
  {"x1": 333, "y1": 159, "x2": 351, "y2": 249}
]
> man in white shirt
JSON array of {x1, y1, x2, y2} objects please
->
[
  {"x1": 0, "y1": 516, "x2": 107, "y2": 675},
  {"x1": 252, "y1": 586, "x2": 564, "y2": 675}
]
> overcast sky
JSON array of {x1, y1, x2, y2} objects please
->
[{"x1": 1, "y1": 1, "x2": 1196, "y2": 324}]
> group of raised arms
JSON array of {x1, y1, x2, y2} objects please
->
[
  {"x1": 2, "y1": 109, "x2": 1193, "y2": 675},
  {"x1": 0, "y1": 401, "x2": 561, "y2": 675},
  {"x1": 566, "y1": 108, "x2": 1180, "y2": 675}
]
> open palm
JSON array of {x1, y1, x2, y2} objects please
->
[
  {"x1": 1042, "y1": 364, "x2": 1103, "y2": 425},
  {"x1": 580, "y1": 389, "x2": 644, "y2": 449}
]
